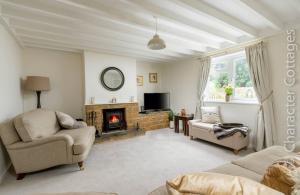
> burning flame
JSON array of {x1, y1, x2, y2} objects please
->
[{"x1": 109, "y1": 115, "x2": 119, "y2": 123}]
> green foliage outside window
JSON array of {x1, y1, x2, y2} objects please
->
[
  {"x1": 213, "y1": 72, "x2": 229, "y2": 88},
  {"x1": 235, "y1": 59, "x2": 252, "y2": 87}
]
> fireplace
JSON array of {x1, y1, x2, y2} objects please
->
[{"x1": 102, "y1": 108, "x2": 126, "y2": 132}]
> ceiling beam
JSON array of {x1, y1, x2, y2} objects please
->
[
  {"x1": 0, "y1": 0, "x2": 218, "y2": 50},
  {"x1": 24, "y1": 42, "x2": 166, "y2": 63},
  {"x1": 20, "y1": 36, "x2": 174, "y2": 61},
  {"x1": 8, "y1": 15, "x2": 207, "y2": 53},
  {"x1": 24, "y1": 41, "x2": 168, "y2": 63},
  {"x1": 11, "y1": 23, "x2": 196, "y2": 55},
  {"x1": 56, "y1": 0, "x2": 223, "y2": 47},
  {"x1": 16, "y1": 30, "x2": 183, "y2": 57},
  {"x1": 126, "y1": 0, "x2": 238, "y2": 43},
  {"x1": 238, "y1": 0, "x2": 283, "y2": 30},
  {"x1": 24, "y1": 43, "x2": 81, "y2": 53},
  {"x1": 173, "y1": 0, "x2": 257, "y2": 37}
]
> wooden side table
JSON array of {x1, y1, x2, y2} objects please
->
[{"x1": 174, "y1": 114, "x2": 194, "y2": 136}]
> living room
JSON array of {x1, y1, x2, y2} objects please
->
[{"x1": 0, "y1": 0, "x2": 299, "y2": 195}]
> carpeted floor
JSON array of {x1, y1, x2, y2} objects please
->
[{"x1": 0, "y1": 128, "x2": 252, "y2": 195}]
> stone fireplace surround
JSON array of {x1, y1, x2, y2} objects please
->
[{"x1": 85, "y1": 102, "x2": 169, "y2": 133}]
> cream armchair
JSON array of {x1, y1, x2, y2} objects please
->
[{"x1": 0, "y1": 109, "x2": 95, "y2": 180}]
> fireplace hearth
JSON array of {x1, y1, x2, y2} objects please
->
[{"x1": 103, "y1": 108, "x2": 126, "y2": 132}]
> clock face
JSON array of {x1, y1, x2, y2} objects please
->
[{"x1": 100, "y1": 67, "x2": 125, "y2": 91}]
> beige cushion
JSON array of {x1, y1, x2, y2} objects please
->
[
  {"x1": 166, "y1": 172, "x2": 283, "y2": 195},
  {"x1": 191, "y1": 122, "x2": 214, "y2": 130},
  {"x1": 57, "y1": 126, "x2": 95, "y2": 155},
  {"x1": 208, "y1": 163, "x2": 262, "y2": 182},
  {"x1": 32, "y1": 193, "x2": 117, "y2": 195},
  {"x1": 232, "y1": 146, "x2": 292, "y2": 175},
  {"x1": 14, "y1": 109, "x2": 60, "y2": 142},
  {"x1": 56, "y1": 111, "x2": 76, "y2": 129},
  {"x1": 201, "y1": 106, "x2": 221, "y2": 124}
]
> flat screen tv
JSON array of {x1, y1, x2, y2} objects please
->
[{"x1": 144, "y1": 93, "x2": 170, "y2": 111}]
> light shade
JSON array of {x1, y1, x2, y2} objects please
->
[
  {"x1": 25, "y1": 76, "x2": 50, "y2": 91},
  {"x1": 147, "y1": 34, "x2": 166, "y2": 50}
]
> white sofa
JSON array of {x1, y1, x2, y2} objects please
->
[
  {"x1": 149, "y1": 143, "x2": 300, "y2": 195},
  {"x1": 189, "y1": 119, "x2": 249, "y2": 153}
]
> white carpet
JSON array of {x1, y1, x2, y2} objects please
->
[{"x1": 0, "y1": 129, "x2": 251, "y2": 195}]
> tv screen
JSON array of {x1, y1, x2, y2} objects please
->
[{"x1": 144, "y1": 93, "x2": 170, "y2": 111}]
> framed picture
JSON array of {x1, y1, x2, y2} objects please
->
[
  {"x1": 149, "y1": 73, "x2": 158, "y2": 83},
  {"x1": 137, "y1": 75, "x2": 143, "y2": 86}
]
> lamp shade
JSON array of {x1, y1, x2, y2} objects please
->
[
  {"x1": 25, "y1": 76, "x2": 50, "y2": 91},
  {"x1": 147, "y1": 34, "x2": 166, "y2": 50}
]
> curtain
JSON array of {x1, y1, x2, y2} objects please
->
[
  {"x1": 245, "y1": 42, "x2": 276, "y2": 151},
  {"x1": 195, "y1": 57, "x2": 211, "y2": 119}
]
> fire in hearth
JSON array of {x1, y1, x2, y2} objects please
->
[{"x1": 109, "y1": 114, "x2": 120, "y2": 124}]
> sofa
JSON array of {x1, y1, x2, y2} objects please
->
[
  {"x1": 0, "y1": 109, "x2": 96, "y2": 179},
  {"x1": 149, "y1": 142, "x2": 300, "y2": 195},
  {"x1": 189, "y1": 119, "x2": 249, "y2": 154}
]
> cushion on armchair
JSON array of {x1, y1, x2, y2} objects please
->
[
  {"x1": 56, "y1": 111, "x2": 87, "y2": 129},
  {"x1": 14, "y1": 109, "x2": 60, "y2": 142}
]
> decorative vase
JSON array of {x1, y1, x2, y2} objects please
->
[
  {"x1": 225, "y1": 94, "x2": 231, "y2": 102},
  {"x1": 181, "y1": 109, "x2": 186, "y2": 116},
  {"x1": 169, "y1": 121, "x2": 174, "y2": 129}
]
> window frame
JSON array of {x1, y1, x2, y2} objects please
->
[{"x1": 203, "y1": 51, "x2": 258, "y2": 104}]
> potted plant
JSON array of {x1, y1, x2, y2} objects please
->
[
  {"x1": 224, "y1": 85, "x2": 233, "y2": 102},
  {"x1": 168, "y1": 109, "x2": 174, "y2": 129}
]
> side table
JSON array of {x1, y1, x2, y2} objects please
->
[{"x1": 174, "y1": 114, "x2": 194, "y2": 136}]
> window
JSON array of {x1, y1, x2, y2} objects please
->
[{"x1": 204, "y1": 51, "x2": 257, "y2": 103}]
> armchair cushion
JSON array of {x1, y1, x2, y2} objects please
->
[
  {"x1": 57, "y1": 126, "x2": 95, "y2": 155},
  {"x1": 14, "y1": 109, "x2": 60, "y2": 142}
]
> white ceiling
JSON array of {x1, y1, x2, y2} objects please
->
[{"x1": 0, "y1": 0, "x2": 299, "y2": 63}]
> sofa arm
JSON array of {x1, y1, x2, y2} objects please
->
[
  {"x1": 294, "y1": 141, "x2": 300, "y2": 152},
  {"x1": 188, "y1": 119, "x2": 202, "y2": 126},
  {"x1": 6, "y1": 134, "x2": 74, "y2": 150},
  {"x1": 6, "y1": 134, "x2": 74, "y2": 174}
]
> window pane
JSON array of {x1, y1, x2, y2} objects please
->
[
  {"x1": 204, "y1": 51, "x2": 257, "y2": 102},
  {"x1": 234, "y1": 58, "x2": 256, "y2": 100}
]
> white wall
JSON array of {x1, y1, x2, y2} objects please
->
[
  {"x1": 84, "y1": 51, "x2": 137, "y2": 104},
  {"x1": 160, "y1": 59, "x2": 259, "y2": 132},
  {"x1": 136, "y1": 62, "x2": 163, "y2": 107},
  {"x1": 23, "y1": 48, "x2": 84, "y2": 118},
  {"x1": 0, "y1": 22, "x2": 23, "y2": 182}
]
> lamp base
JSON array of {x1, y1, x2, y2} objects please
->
[{"x1": 36, "y1": 91, "x2": 41, "y2": 109}]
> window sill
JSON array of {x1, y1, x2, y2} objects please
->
[{"x1": 204, "y1": 100, "x2": 259, "y2": 105}]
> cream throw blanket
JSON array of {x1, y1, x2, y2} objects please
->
[{"x1": 166, "y1": 172, "x2": 283, "y2": 195}]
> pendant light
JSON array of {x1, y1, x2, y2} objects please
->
[{"x1": 147, "y1": 16, "x2": 166, "y2": 50}]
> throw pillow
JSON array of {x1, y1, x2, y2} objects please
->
[
  {"x1": 261, "y1": 154, "x2": 300, "y2": 195},
  {"x1": 56, "y1": 111, "x2": 77, "y2": 129},
  {"x1": 201, "y1": 106, "x2": 221, "y2": 124},
  {"x1": 166, "y1": 172, "x2": 283, "y2": 195}
]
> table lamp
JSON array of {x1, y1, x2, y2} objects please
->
[{"x1": 25, "y1": 76, "x2": 50, "y2": 108}]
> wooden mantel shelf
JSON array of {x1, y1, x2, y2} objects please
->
[{"x1": 85, "y1": 102, "x2": 138, "y2": 106}]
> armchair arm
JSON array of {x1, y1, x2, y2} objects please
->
[
  {"x1": 6, "y1": 134, "x2": 74, "y2": 174},
  {"x1": 7, "y1": 134, "x2": 74, "y2": 150}
]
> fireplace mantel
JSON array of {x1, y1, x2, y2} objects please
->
[
  {"x1": 85, "y1": 102, "x2": 139, "y2": 133},
  {"x1": 85, "y1": 102, "x2": 169, "y2": 133},
  {"x1": 85, "y1": 102, "x2": 138, "y2": 106}
]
